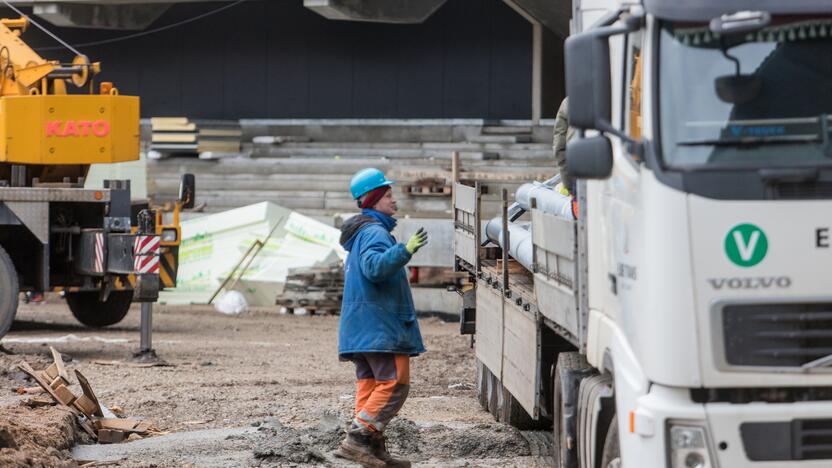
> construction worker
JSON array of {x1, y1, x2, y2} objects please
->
[
  {"x1": 334, "y1": 168, "x2": 428, "y2": 468},
  {"x1": 553, "y1": 97, "x2": 579, "y2": 218}
]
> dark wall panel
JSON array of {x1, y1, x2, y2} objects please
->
[
  {"x1": 441, "y1": 0, "x2": 492, "y2": 118},
  {"x1": 307, "y1": 18, "x2": 354, "y2": 118},
  {"x1": 179, "y1": 7, "x2": 226, "y2": 119},
  {"x1": 14, "y1": 0, "x2": 532, "y2": 119},
  {"x1": 266, "y1": 1, "x2": 311, "y2": 118},
  {"x1": 352, "y1": 24, "x2": 400, "y2": 118},
  {"x1": 222, "y1": 0, "x2": 268, "y2": 118},
  {"x1": 490, "y1": 0, "x2": 534, "y2": 118},
  {"x1": 395, "y1": 22, "x2": 445, "y2": 118}
]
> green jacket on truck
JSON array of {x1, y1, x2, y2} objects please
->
[{"x1": 553, "y1": 97, "x2": 576, "y2": 193}]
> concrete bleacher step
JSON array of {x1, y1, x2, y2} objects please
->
[
  {"x1": 481, "y1": 125, "x2": 532, "y2": 135},
  {"x1": 251, "y1": 146, "x2": 501, "y2": 161},
  {"x1": 153, "y1": 173, "x2": 351, "y2": 193},
  {"x1": 467, "y1": 134, "x2": 533, "y2": 144},
  {"x1": 149, "y1": 156, "x2": 556, "y2": 177}
]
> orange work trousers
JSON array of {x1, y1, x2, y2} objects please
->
[{"x1": 351, "y1": 353, "x2": 410, "y2": 432}]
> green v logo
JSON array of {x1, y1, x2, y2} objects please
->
[{"x1": 725, "y1": 224, "x2": 768, "y2": 267}]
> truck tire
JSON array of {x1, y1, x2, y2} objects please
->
[
  {"x1": 499, "y1": 386, "x2": 545, "y2": 429},
  {"x1": 552, "y1": 352, "x2": 591, "y2": 468},
  {"x1": 66, "y1": 291, "x2": 132, "y2": 327},
  {"x1": 0, "y1": 246, "x2": 19, "y2": 338},
  {"x1": 600, "y1": 416, "x2": 621, "y2": 468},
  {"x1": 487, "y1": 370, "x2": 501, "y2": 419},
  {"x1": 476, "y1": 358, "x2": 489, "y2": 410}
]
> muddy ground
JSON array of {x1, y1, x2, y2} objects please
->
[{"x1": 0, "y1": 299, "x2": 553, "y2": 467}]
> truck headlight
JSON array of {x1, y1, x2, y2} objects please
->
[
  {"x1": 669, "y1": 424, "x2": 715, "y2": 468},
  {"x1": 161, "y1": 228, "x2": 177, "y2": 242}
]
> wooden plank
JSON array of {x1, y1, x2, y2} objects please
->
[
  {"x1": 534, "y1": 272, "x2": 579, "y2": 336},
  {"x1": 454, "y1": 183, "x2": 477, "y2": 214},
  {"x1": 18, "y1": 362, "x2": 97, "y2": 439},
  {"x1": 152, "y1": 133, "x2": 197, "y2": 143},
  {"x1": 475, "y1": 283, "x2": 503, "y2": 378},
  {"x1": 531, "y1": 209, "x2": 575, "y2": 260},
  {"x1": 501, "y1": 300, "x2": 538, "y2": 417},
  {"x1": 454, "y1": 231, "x2": 477, "y2": 268},
  {"x1": 198, "y1": 128, "x2": 242, "y2": 137},
  {"x1": 75, "y1": 370, "x2": 103, "y2": 417},
  {"x1": 198, "y1": 141, "x2": 241, "y2": 153},
  {"x1": 152, "y1": 123, "x2": 197, "y2": 132},
  {"x1": 150, "y1": 117, "x2": 189, "y2": 126},
  {"x1": 50, "y1": 347, "x2": 69, "y2": 384}
]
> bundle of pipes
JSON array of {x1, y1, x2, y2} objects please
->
[
  {"x1": 485, "y1": 179, "x2": 574, "y2": 272},
  {"x1": 515, "y1": 181, "x2": 575, "y2": 220},
  {"x1": 485, "y1": 219, "x2": 535, "y2": 271}
]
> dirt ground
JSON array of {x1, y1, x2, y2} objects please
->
[{"x1": 0, "y1": 299, "x2": 553, "y2": 467}]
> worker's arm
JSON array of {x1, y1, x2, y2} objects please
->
[
  {"x1": 358, "y1": 226, "x2": 412, "y2": 283},
  {"x1": 553, "y1": 98, "x2": 574, "y2": 192}
]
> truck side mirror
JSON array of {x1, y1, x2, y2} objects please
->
[
  {"x1": 567, "y1": 136, "x2": 613, "y2": 179},
  {"x1": 565, "y1": 30, "x2": 612, "y2": 130},
  {"x1": 179, "y1": 173, "x2": 195, "y2": 209}
]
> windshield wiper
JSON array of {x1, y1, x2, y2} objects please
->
[{"x1": 678, "y1": 135, "x2": 821, "y2": 146}]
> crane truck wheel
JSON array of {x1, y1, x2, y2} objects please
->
[
  {"x1": 600, "y1": 415, "x2": 621, "y2": 468},
  {"x1": 0, "y1": 245, "x2": 19, "y2": 338},
  {"x1": 66, "y1": 291, "x2": 133, "y2": 327}
]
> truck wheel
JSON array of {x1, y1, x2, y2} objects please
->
[
  {"x1": 552, "y1": 352, "x2": 590, "y2": 468},
  {"x1": 600, "y1": 416, "x2": 621, "y2": 468},
  {"x1": 499, "y1": 386, "x2": 544, "y2": 429},
  {"x1": 66, "y1": 291, "x2": 132, "y2": 327},
  {"x1": 487, "y1": 370, "x2": 501, "y2": 419},
  {"x1": 476, "y1": 359, "x2": 489, "y2": 410},
  {"x1": 0, "y1": 246, "x2": 19, "y2": 338}
]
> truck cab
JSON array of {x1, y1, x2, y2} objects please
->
[
  {"x1": 454, "y1": 1, "x2": 832, "y2": 467},
  {"x1": 569, "y1": 0, "x2": 832, "y2": 466}
]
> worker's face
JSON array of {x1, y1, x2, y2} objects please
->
[{"x1": 373, "y1": 188, "x2": 398, "y2": 216}]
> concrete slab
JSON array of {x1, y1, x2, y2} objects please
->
[{"x1": 72, "y1": 427, "x2": 258, "y2": 466}]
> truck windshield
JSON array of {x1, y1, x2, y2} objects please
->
[{"x1": 659, "y1": 19, "x2": 832, "y2": 169}]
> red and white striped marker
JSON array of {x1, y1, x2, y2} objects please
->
[
  {"x1": 134, "y1": 254, "x2": 160, "y2": 274},
  {"x1": 133, "y1": 235, "x2": 160, "y2": 256},
  {"x1": 133, "y1": 235, "x2": 160, "y2": 275},
  {"x1": 94, "y1": 232, "x2": 104, "y2": 273}
]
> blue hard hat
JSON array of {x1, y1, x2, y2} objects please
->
[{"x1": 350, "y1": 168, "x2": 394, "y2": 200}]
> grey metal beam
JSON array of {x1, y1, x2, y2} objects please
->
[
  {"x1": 503, "y1": 0, "x2": 571, "y2": 38},
  {"x1": 303, "y1": 0, "x2": 446, "y2": 24},
  {"x1": 32, "y1": 3, "x2": 170, "y2": 30}
]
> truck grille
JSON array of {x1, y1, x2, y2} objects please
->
[
  {"x1": 775, "y1": 181, "x2": 832, "y2": 200},
  {"x1": 723, "y1": 303, "x2": 832, "y2": 367},
  {"x1": 742, "y1": 419, "x2": 832, "y2": 461}
]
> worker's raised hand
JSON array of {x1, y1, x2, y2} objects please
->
[{"x1": 405, "y1": 228, "x2": 428, "y2": 254}]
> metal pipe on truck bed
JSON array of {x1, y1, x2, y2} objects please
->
[
  {"x1": 515, "y1": 182, "x2": 575, "y2": 220},
  {"x1": 484, "y1": 218, "x2": 534, "y2": 271},
  {"x1": 507, "y1": 173, "x2": 560, "y2": 221}
]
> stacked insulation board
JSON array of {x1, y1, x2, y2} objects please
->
[
  {"x1": 150, "y1": 117, "x2": 242, "y2": 157},
  {"x1": 150, "y1": 117, "x2": 197, "y2": 154}
]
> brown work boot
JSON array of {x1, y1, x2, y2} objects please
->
[
  {"x1": 371, "y1": 431, "x2": 411, "y2": 468},
  {"x1": 333, "y1": 427, "x2": 387, "y2": 467}
]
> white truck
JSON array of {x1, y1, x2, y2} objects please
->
[{"x1": 453, "y1": 1, "x2": 832, "y2": 467}]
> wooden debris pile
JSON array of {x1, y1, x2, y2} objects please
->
[
  {"x1": 401, "y1": 177, "x2": 451, "y2": 197},
  {"x1": 17, "y1": 347, "x2": 162, "y2": 444},
  {"x1": 275, "y1": 265, "x2": 344, "y2": 315}
]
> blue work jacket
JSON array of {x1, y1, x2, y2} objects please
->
[{"x1": 338, "y1": 209, "x2": 425, "y2": 359}]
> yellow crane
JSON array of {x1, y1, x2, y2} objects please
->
[{"x1": 0, "y1": 16, "x2": 193, "y2": 341}]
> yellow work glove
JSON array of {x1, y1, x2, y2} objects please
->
[
  {"x1": 406, "y1": 228, "x2": 428, "y2": 254},
  {"x1": 556, "y1": 182, "x2": 571, "y2": 197}
]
